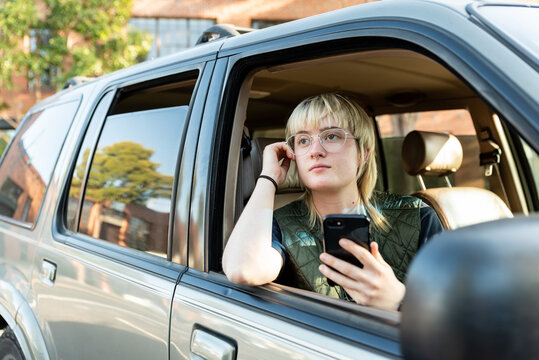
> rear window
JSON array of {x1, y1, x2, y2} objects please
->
[
  {"x1": 376, "y1": 109, "x2": 485, "y2": 194},
  {"x1": 0, "y1": 100, "x2": 79, "y2": 224}
]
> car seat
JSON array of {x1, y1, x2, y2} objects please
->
[{"x1": 401, "y1": 130, "x2": 512, "y2": 229}]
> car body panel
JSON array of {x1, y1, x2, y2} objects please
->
[
  {"x1": 171, "y1": 271, "x2": 400, "y2": 360},
  {"x1": 22, "y1": 58, "x2": 215, "y2": 358}
]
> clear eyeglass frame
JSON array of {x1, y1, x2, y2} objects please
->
[{"x1": 286, "y1": 128, "x2": 357, "y2": 156}]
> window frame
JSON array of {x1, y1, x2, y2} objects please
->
[
  {"x1": 54, "y1": 61, "x2": 210, "y2": 272},
  {"x1": 503, "y1": 121, "x2": 539, "y2": 212}
]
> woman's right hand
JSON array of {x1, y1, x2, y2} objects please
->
[{"x1": 260, "y1": 141, "x2": 294, "y2": 185}]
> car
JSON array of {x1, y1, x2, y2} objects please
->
[{"x1": 0, "y1": 0, "x2": 537, "y2": 358}]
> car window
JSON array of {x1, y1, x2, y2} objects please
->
[
  {"x1": 65, "y1": 74, "x2": 198, "y2": 258},
  {"x1": 66, "y1": 92, "x2": 115, "y2": 230},
  {"x1": 376, "y1": 109, "x2": 485, "y2": 194},
  {"x1": 0, "y1": 100, "x2": 79, "y2": 224},
  {"x1": 220, "y1": 46, "x2": 514, "y2": 307}
]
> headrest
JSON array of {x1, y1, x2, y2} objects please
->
[
  {"x1": 250, "y1": 137, "x2": 279, "y2": 179},
  {"x1": 402, "y1": 130, "x2": 463, "y2": 177}
]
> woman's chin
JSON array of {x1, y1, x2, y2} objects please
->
[
  {"x1": 307, "y1": 182, "x2": 342, "y2": 193},
  {"x1": 304, "y1": 177, "x2": 358, "y2": 194}
]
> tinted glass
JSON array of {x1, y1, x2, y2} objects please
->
[
  {"x1": 0, "y1": 100, "x2": 78, "y2": 223},
  {"x1": 66, "y1": 92, "x2": 114, "y2": 231},
  {"x1": 78, "y1": 106, "x2": 188, "y2": 257}
]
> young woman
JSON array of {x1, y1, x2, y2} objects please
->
[{"x1": 222, "y1": 93, "x2": 442, "y2": 311}]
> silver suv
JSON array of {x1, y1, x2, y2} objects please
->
[{"x1": 0, "y1": 1, "x2": 538, "y2": 359}]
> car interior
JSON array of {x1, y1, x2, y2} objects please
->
[{"x1": 221, "y1": 47, "x2": 536, "y2": 296}]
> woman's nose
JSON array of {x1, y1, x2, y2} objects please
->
[{"x1": 309, "y1": 136, "x2": 326, "y2": 157}]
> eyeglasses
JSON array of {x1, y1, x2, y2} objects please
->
[{"x1": 286, "y1": 128, "x2": 357, "y2": 156}]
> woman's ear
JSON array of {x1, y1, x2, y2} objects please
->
[
  {"x1": 285, "y1": 146, "x2": 296, "y2": 161},
  {"x1": 363, "y1": 148, "x2": 371, "y2": 163}
]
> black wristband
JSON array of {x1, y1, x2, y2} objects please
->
[{"x1": 258, "y1": 175, "x2": 278, "y2": 192}]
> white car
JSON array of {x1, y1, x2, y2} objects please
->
[{"x1": 0, "y1": 0, "x2": 537, "y2": 358}]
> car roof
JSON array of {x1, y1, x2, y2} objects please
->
[{"x1": 219, "y1": 0, "x2": 471, "y2": 52}]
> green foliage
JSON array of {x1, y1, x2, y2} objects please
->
[
  {"x1": 0, "y1": 0, "x2": 151, "y2": 93},
  {"x1": 82, "y1": 141, "x2": 173, "y2": 205},
  {"x1": 0, "y1": 0, "x2": 37, "y2": 90},
  {"x1": 40, "y1": 0, "x2": 151, "y2": 85}
]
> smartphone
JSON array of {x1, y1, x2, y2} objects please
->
[{"x1": 322, "y1": 214, "x2": 370, "y2": 269}]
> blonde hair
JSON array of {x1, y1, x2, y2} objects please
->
[{"x1": 285, "y1": 93, "x2": 388, "y2": 231}]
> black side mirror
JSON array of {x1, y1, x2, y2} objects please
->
[{"x1": 401, "y1": 216, "x2": 539, "y2": 360}]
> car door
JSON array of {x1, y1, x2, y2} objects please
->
[
  {"x1": 170, "y1": 56, "x2": 403, "y2": 360},
  {"x1": 31, "y1": 59, "x2": 214, "y2": 359},
  {"x1": 169, "y1": 2, "x2": 538, "y2": 359}
]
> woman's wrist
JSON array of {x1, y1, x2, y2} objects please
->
[{"x1": 258, "y1": 174, "x2": 279, "y2": 192}]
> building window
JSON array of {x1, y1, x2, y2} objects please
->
[
  {"x1": 251, "y1": 19, "x2": 288, "y2": 29},
  {"x1": 129, "y1": 18, "x2": 216, "y2": 59},
  {"x1": 29, "y1": 29, "x2": 58, "y2": 92}
]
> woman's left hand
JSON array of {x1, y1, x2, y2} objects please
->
[{"x1": 319, "y1": 239, "x2": 405, "y2": 311}]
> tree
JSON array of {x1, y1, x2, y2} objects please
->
[
  {"x1": 0, "y1": 0, "x2": 151, "y2": 122},
  {"x1": 72, "y1": 141, "x2": 173, "y2": 205},
  {"x1": 35, "y1": 0, "x2": 151, "y2": 88},
  {"x1": 0, "y1": 0, "x2": 37, "y2": 120}
]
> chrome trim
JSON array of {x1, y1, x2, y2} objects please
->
[
  {"x1": 39, "y1": 260, "x2": 57, "y2": 287},
  {"x1": 190, "y1": 329, "x2": 236, "y2": 360}
]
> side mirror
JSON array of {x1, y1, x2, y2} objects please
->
[{"x1": 401, "y1": 216, "x2": 539, "y2": 360}]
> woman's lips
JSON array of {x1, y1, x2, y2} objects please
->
[{"x1": 309, "y1": 164, "x2": 330, "y2": 172}]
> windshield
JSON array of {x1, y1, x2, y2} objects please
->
[{"x1": 475, "y1": 5, "x2": 539, "y2": 61}]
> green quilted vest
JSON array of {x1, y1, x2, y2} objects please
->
[{"x1": 273, "y1": 192, "x2": 422, "y2": 300}]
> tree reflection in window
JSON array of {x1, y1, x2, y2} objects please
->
[{"x1": 78, "y1": 106, "x2": 187, "y2": 257}]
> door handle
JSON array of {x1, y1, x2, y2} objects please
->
[
  {"x1": 40, "y1": 259, "x2": 57, "y2": 286},
  {"x1": 190, "y1": 328, "x2": 236, "y2": 360}
]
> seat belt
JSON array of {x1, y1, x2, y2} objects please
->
[
  {"x1": 479, "y1": 128, "x2": 510, "y2": 206},
  {"x1": 236, "y1": 128, "x2": 253, "y2": 222}
]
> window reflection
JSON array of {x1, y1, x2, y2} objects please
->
[
  {"x1": 66, "y1": 92, "x2": 114, "y2": 231},
  {"x1": 0, "y1": 101, "x2": 78, "y2": 223},
  {"x1": 79, "y1": 106, "x2": 188, "y2": 257}
]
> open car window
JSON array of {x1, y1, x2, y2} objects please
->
[{"x1": 219, "y1": 46, "x2": 535, "y2": 311}]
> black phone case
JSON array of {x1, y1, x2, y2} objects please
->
[{"x1": 323, "y1": 214, "x2": 370, "y2": 285}]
